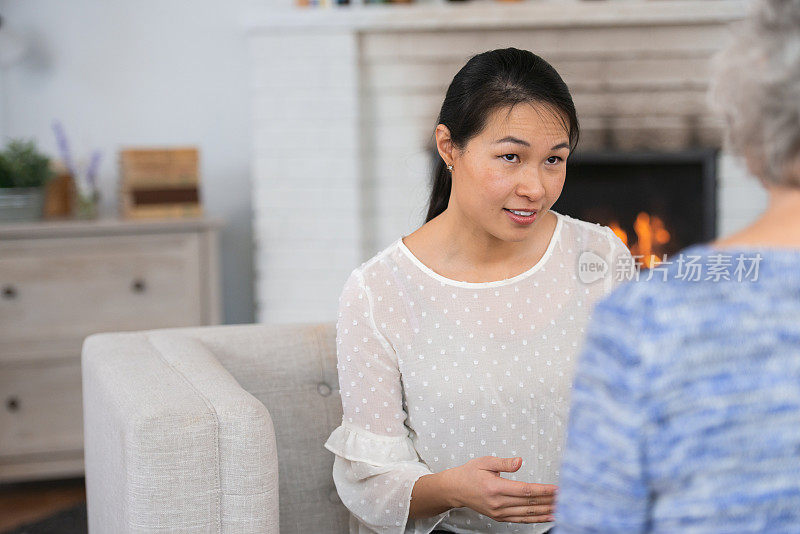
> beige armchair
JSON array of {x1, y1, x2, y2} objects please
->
[{"x1": 81, "y1": 322, "x2": 351, "y2": 533}]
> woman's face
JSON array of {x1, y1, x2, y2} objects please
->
[{"x1": 438, "y1": 102, "x2": 571, "y2": 242}]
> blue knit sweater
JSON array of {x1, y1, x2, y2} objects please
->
[{"x1": 553, "y1": 243, "x2": 800, "y2": 533}]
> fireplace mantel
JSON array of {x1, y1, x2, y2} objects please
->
[{"x1": 243, "y1": 1, "x2": 747, "y2": 32}]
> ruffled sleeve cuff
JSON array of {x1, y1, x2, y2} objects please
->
[
  {"x1": 326, "y1": 422, "x2": 453, "y2": 534},
  {"x1": 324, "y1": 421, "x2": 422, "y2": 465},
  {"x1": 410, "y1": 511, "x2": 451, "y2": 534}
]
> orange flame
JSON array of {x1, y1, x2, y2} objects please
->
[{"x1": 609, "y1": 212, "x2": 671, "y2": 268}]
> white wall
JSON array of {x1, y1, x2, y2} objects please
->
[{"x1": 0, "y1": 0, "x2": 280, "y2": 325}]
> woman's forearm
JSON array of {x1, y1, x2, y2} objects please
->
[{"x1": 408, "y1": 470, "x2": 459, "y2": 520}]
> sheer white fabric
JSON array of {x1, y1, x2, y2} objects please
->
[{"x1": 324, "y1": 211, "x2": 634, "y2": 534}]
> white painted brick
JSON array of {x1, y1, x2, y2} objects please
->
[
  {"x1": 252, "y1": 187, "x2": 357, "y2": 210},
  {"x1": 255, "y1": 245, "x2": 359, "y2": 269},
  {"x1": 253, "y1": 152, "x2": 359, "y2": 172},
  {"x1": 364, "y1": 92, "x2": 442, "y2": 122},
  {"x1": 557, "y1": 57, "x2": 711, "y2": 88},
  {"x1": 370, "y1": 124, "x2": 428, "y2": 151},
  {"x1": 252, "y1": 167, "x2": 357, "y2": 192},
  {"x1": 361, "y1": 25, "x2": 730, "y2": 60},
  {"x1": 573, "y1": 90, "x2": 711, "y2": 117},
  {"x1": 719, "y1": 184, "x2": 767, "y2": 211},
  {"x1": 252, "y1": 63, "x2": 357, "y2": 91},
  {"x1": 369, "y1": 147, "x2": 437, "y2": 170},
  {"x1": 257, "y1": 275, "x2": 350, "y2": 303},
  {"x1": 255, "y1": 231, "x2": 357, "y2": 246},
  {"x1": 252, "y1": 124, "x2": 357, "y2": 151},
  {"x1": 249, "y1": 32, "x2": 357, "y2": 60},
  {"x1": 256, "y1": 304, "x2": 337, "y2": 325},
  {"x1": 364, "y1": 56, "x2": 711, "y2": 93},
  {"x1": 253, "y1": 94, "x2": 358, "y2": 122},
  {"x1": 253, "y1": 155, "x2": 358, "y2": 188},
  {"x1": 716, "y1": 151, "x2": 769, "y2": 237},
  {"x1": 250, "y1": 75, "x2": 356, "y2": 97},
  {"x1": 259, "y1": 266, "x2": 353, "y2": 289},
  {"x1": 253, "y1": 214, "x2": 359, "y2": 243},
  {"x1": 718, "y1": 152, "x2": 760, "y2": 186},
  {"x1": 718, "y1": 215, "x2": 764, "y2": 237}
]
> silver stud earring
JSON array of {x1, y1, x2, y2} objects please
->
[{"x1": 446, "y1": 164, "x2": 454, "y2": 172}]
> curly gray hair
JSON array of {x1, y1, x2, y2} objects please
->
[{"x1": 708, "y1": 0, "x2": 800, "y2": 187}]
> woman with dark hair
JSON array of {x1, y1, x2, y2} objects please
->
[
  {"x1": 324, "y1": 47, "x2": 633, "y2": 534},
  {"x1": 553, "y1": 0, "x2": 800, "y2": 532}
]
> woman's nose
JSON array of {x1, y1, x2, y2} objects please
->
[{"x1": 516, "y1": 171, "x2": 546, "y2": 199}]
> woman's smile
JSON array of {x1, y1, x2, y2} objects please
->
[{"x1": 504, "y1": 208, "x2": 538, "y2": 225}]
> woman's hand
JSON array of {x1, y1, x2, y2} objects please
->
[{"x1": 443, "y1": 456, "x2": 557, "y2": 524}]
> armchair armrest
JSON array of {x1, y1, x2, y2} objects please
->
[{"x1": 81, "y1": 329, "x2": 279, "y2": 533}]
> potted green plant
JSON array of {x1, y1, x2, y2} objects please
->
[{"x1": 0, "y1": 138, "x2": 55, "y2": 222}]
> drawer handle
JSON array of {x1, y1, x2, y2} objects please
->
[
  {"x1": 2, "y1": 284, "x2": 17, "y2": 300},
  {"x1": 131, "y1": 279, "x2": 147, "y2": 293},
  {"x1": 6, "y1": 396, "x2": 20, "y2": 412}
]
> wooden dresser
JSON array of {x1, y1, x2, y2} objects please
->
[{"x1": 0, "y1": 217, "x2": 223, "y2": 483}]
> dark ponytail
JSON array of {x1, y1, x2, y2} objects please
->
[{"x1": 425, "y1": 47, "x2": 580, "y2": 223}]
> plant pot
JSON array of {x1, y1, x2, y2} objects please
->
[{"x1": 0, "y1": 187, "x2": 45, "y2": 223}]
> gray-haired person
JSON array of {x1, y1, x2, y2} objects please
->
[{"x1": 554, "y1": 0, "x2": 800, "y2": 532}]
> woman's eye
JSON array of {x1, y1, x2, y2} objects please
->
[
  {"x1": 546, "y1": 156, "x2": 563, "y2": 164},
  {"x1": 501, "y1": 154, "x2": 519, "y2": 163}
]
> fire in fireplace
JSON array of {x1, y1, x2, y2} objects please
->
[{"x1": 553, "y1": 149, "x2": 718, "y2": 267}]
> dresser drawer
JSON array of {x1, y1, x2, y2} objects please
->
[
  {"x1": 0, "y1": 232, "x2": 203, "y2": 341},
  {"x1": 0, "y1": 357, "x2": 83, "y2": 457}
]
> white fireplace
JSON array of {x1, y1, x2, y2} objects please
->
[{"x1": 243, "y1": 0, "x2": 764, "y2": 324}]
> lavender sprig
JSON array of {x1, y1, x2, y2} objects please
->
[
  {"x1": 51, "y1": 119, "x2": 75, "y2": 176},
  {"x1": 85, "y1": 149, "x2": 102, "y2": 191}
]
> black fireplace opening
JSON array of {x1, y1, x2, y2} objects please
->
[{"x1": 553, "y1": 148, "x2": 718, "y2": 265}]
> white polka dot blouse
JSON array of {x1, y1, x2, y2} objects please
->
[{"x1": 324, "y1": 210, "x2": 635, "y2": 534}]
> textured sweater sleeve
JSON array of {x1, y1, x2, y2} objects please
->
[
  {"x1": 553, "y1": 284, "x2": 652, "y2": 533},
  {"x1": 324, "y1": 268, "x2": 451, "y2": 534}
]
